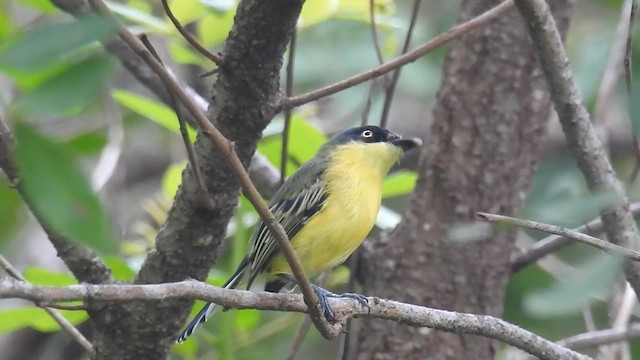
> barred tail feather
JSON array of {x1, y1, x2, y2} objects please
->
[{"x1": 176, "y1": 258, "x2": 249, "y2": 343}]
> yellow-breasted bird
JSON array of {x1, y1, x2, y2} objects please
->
[{"x1": 177, "y1": 125, "x2": 422, "y2": 342}]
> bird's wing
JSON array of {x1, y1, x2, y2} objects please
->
[{"x1": 246, "y1": 165, "x2": 327, "y2": 288}]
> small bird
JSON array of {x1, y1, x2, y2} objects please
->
[{"x1": 177, "y1": 125, "x2": 422, "y2": 343}]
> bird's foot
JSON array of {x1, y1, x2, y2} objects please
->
[{"x1": 311, "y1": 286, "x2": 370, "y2": 323}]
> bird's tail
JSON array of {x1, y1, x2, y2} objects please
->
[{"x1": 176, "y1": 258, "x2": 249, "y2": 343}]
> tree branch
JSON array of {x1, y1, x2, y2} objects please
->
[
  {"x1": 514, "y1": 0, "x2": 640, "y2": 295},
  {"x1": 511, "y1": 203, "x2": 640, "y2": 273},
  {"x1": 0, "y1": 254, "x2": 94, "y2": 354},
  {"x1": 50, "y1": 0, "x2": 281, "y2": 199},
  {"x1": 477, "y1": 212, "x2": 640, "y2": 261},
  {"x1": 0, "y1": 115, "x2": 113, "y2": 285},
  {"x1": 281, "y1": 0, "x2": 514, "y2": 110},
  {"x1": 0, "y1": 278, "x2": 591, "y2": 360},
  {"x1": 558, "y1": 323, "x2": 640, "y2": 350}
]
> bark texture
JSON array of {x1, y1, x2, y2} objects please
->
[
  {"x1": 49, "y1": 0, "x2": 303, "y2": 359},
  {"x1": 354, "y1": 1, "x2": 573, "y2": 359}
]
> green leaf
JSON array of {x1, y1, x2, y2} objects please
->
[
  {"x1": 105, "y1": 1, "x2": 170, "y2": 33},
  {"x1": 0, "y1": 14, "x2": 116, "y2": 72},
  {"x1": 59, "y1": 130, "x2": 108, "y2": 156},
  {"x1": 382, "y1": 171, "x2": 417, "y2": 198},
  {"x1": 103, "y1": 256, "x2": 135, "y2": 281},
  {"x1": 31, "y1": 310, "x2": 88, "y2": 332},
  {"x1": 162, "y1": 162, "x2": 186, "y2": 199},
  {"x1": 235, "y1": 310, "x2": 260, "y2": 331},
  {"x1": 168, "y1": 0, "x2": 207, "y2": 24},
  {"x1": 523, "y1": 255, "x2": 623, "y2": 317},
  {"x1": 16, "y1": 0, "x2": 58, "y2": 12},
  {"x1": 0, "y1": 307, "x2": 88, "y2": 334},
  {"x1": 0, "y1": 178, "x2": 25, "y2": 248},
  {"x1": 168, "y1": 41, "x2": 208, "y2": 67},
  {"x1": 16, "y1": 55, "x2": 117, "y2": 116},
  {"x1": 111, "y1": 89, "x2": 197, "y2": 138},
  {"x1": 14, "y1": 124, "x2": 115, "y2": 254},
  {"x1": 257, "y1": 114, "x2": 326, "y2": 177},
  {"x1": 23, "y1": 267, "x2": 77, "y2": 286},
  {"x1": 198, "y1": 9, "x2": 235, "y2": 47}
]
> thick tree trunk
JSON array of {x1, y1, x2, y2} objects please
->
[{"x1": 354, "y1": 1, "x2": 573, "y2": 359}]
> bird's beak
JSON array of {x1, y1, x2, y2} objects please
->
[{"x1": 390, "y1": 136, "x2": 423, "y2": 152}]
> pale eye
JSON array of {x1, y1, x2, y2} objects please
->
[{"x1": 361, "y1": 130, "x2": 373, "y2": 138}]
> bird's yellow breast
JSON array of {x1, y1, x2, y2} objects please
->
[{"x1": 267, "y1": 142, "x2": 402, "y2": 278}]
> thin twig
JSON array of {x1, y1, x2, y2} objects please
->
[
  {"x1": 280, "y1": 31, "x2": 296, "y2": 186},
  {"x1": 0, "y1": 116, "x2": 113, "y2": 284},
  {"x1": 160, "y1": 0, "x2": 223, "y2": 66},
  {"x1": 38, "y1": 302, "x2": 88, "y2": 311},
  {"x1": 361, "y1": 0, "x2": 387, "y2": 126},
  {"x1": 379, "y1": 0, "x2": 421, "y2": 128},
  {"x1": 558, "y1": 323, "x2": 640, "y2": 350},
  {"x1": 287, "y1": 317, "x2": 312, "y2": 360},
  {"x1": 0, "y1": 278, "x2": 591, "y2": 360},
  {"x1": 510, "y1": 203, "x2": 640, "y2": 273},
  {"x1": 0, "y1": 255, "x2": 94, "y2": 354},
  {"x1": 626, "y1": 1, "x2": 640, "y2": 183},
  {"x1": 281, "y1": 0, "x2": 514, "y2": 110},
  {"x1": 87, "y1": 0, "x2": 334, "y2": 338},
  {"x1": 139, "y1": 34, "x2": 214, "y2": 209},
  {"x1": 514, "y1": 0, "x2": 640, "y2": 296},
  {"x1": 478, "y1": 212, "x2": 640, "y2": 261}
]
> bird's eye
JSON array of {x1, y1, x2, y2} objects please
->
[{"x1": 361, "y1": 130, "x2": 373, "y2": 138}]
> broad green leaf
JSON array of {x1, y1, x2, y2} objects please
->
[
  {"x1": 16, "y1": 0, "x2": 57, "y2": 12},
  {"x1": 299, "y1": 0, "x2": 336, "y2": 28},
  {"x1": 14, "y1": 124, "x2": 115, "y2": 254},
  {"x1": 257, "y1": 115, "x2": 326, "y2": 177},
  {"x1": 103, "y1": 256, "x2": 135, "y2": 281},
  {"x1": 111, "y1": 89, "x2": 197, "y2": 138},
  {"x1": 0, "y1": 307, "x2": 88, "y2": 333},
  {"x1": 169, "y1": 0, "x2": 207, "y2": 24},
  {"x1": 168, "y1": 41, "x2": 209, "y2": 67},
  {"x1": 23, "y1": 267, "x2": 77, "y2": 286},
  {"x1": 235, "y1": 310, "x2": 260, "y2": 331},
  {"x1": 0, "y1": 9, "x2": 14, "y2": 42},
  {"x1": 523, "y1": 255, "x2": 623, "y2": 317},
  {"x1": 31, "y1": 310, "x2": 88, "y2": 332},
  {"x1": 0, "y1": 308, "x2": 45, "y2": 333},
  {"x1": 0, "y1": 178, "x2": 25, "y2": 248},
  {"x1": 162, "y1": 162, "x2": 187, "y2": 199},
  {"x1": 382, "y1": 171, "x2": 417, "y2": 198},
  {"x1": 198, "y1": 9, "x2": 235, "y2": 47},
  {"x1": 60, "y1": 130, "x2": 108, "y2": 156},
  {"x1": 0, "y1": 15, "x2": 116, "y2": 72},
  {"x1": 105, "y1": 1, "x2": 170, "y2": 33},
  {"x1": 16, "y1": 55, "x2": 117, "y2": 116}
]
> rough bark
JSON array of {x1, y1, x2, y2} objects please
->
[
  {"x1": 57, "y1": 1, "x2": 304, "y2": 359},
  {"x1": 354, "y1": 1, "x2": 573, "y2": 359}
]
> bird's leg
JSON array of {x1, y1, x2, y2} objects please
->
[{"x1": 277, "y1": 274, "x2": 370, "y2": 323}]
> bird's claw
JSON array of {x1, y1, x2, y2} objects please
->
[{"x1": 312, "y1": 286, "x2": 370, "y2": 323}]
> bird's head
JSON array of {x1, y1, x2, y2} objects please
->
[{"x1": 321, "y1": 126, "x2": 422, "y2": 175}]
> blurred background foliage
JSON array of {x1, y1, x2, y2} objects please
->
[{"x1": 0, "y1": 0, "x2": 639, "y2": 359}]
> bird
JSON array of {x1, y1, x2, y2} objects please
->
[{"x1": 177, "y1": 125, "x2": 422, "y2": 343}]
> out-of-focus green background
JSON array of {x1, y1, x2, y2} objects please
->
[{"x1": 0, "y1": 0, "x2": 638, "y2": 359}]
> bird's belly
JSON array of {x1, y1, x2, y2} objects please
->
[{"x1": 267, "y1": 188, "x2": 380, "y2": 277}]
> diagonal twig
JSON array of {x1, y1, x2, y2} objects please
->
[
  {"x1": 0, "y1": 254, "x2": 94, "y2": 354},
  {"x1": 87, "y1": 0, "x2": 336, "y2": 338},
  {"x1": 510, "y1": 202, "x2": 640, "y2": 273},
  {"x1": 379, "y1": 0, "x2": 421, "y2": 128},
  {"x1": 280, "y1": 31, "x2": 297, "y2": 186},
  {"x1": 478, "y1": 212, "x2": 640, "y2": 261},
  {"x1": 514, "y1": 0, "x2": 640, "y2": 297},
  {"x1": 160, "y1": 0, "x2": 224, "y2": 66},
  {"x1": 281, "y1": 0, "x2": 514, "y2": 110},
  {"x1": 139, "y1": 34, "x2": 214, "y2": 209}
]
